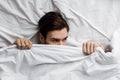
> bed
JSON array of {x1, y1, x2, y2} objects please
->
[{"x1": 0, "y1": 0, "x2": 120, "y2": 80}]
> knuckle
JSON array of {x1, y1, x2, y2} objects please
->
[{"x1": 87, "y1": 42, "x2": 90, "y2": 45}]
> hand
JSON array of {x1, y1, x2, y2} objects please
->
[
  {"x1": 82, "y1": 40, "x2": 104, "y2": 55},
  {"x1": 13, "y1": 38, "x2": 32, "y2": 49}
]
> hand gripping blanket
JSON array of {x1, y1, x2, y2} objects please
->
[{"x1": 0, "y1": 37, "x2": 120, "y2": 80}]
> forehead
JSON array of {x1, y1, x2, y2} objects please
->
[{"x1": 47, "y1": 28, "x2": 68, "y2": 39}]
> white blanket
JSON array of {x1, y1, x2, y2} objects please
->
[
  {"x1": 52, "y1": 0, "x2": 120, "y2": 47},
  {"x1": 1, "y1": 0, "x2": 120, "y2": 80},
  {"x1": 0, "y1": 29, "x2": 120, "y2": 80},
  {"x1": 0, "y1": 0, "x2": 56, "y2": 47},
  {"x1": 1, "y1": 0, "x2": 120, "y2": 48}
]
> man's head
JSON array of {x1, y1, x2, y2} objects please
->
[{"x1": 38, "y1": 12, "x2": 69, "y2": 45}]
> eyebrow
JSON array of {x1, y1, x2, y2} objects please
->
[{"x1": 51, "y1": 36, "x2": 68, "y2": 41}]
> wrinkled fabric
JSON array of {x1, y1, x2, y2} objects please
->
[
  {"x1": 0, "y1": 0, "x2": 56, "y2": 47},
  {"x1": 1, "y1": 0, "x2": 120, "y2": 80},
  {"x1": 52, "y1": 0, "x2": 120, "y2": 47},
  {"x1": 0, "y1": 44, "x2": 119, "y2": 80},
  {"x1": 0, "y1": 28, "x2": 120, "y2": 80}
]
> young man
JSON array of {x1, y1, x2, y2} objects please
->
[{"x1": 14, "y1": 12, "x2": 104, "y2": 55}]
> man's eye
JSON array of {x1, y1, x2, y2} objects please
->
[
  {"x1": 52, "y1": 39, "x2": 59, "y2": 42},
  {"x1": 63, "y1": 37, "x2": 67, "y2": 41}
]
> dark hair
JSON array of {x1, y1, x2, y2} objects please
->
[{"x1": 38, "y1": 11, "x2": 69, "y2": 38}]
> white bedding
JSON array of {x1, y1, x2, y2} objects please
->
[
  {"x1": 0, "y1": 29, "x2": 120, "y2": 80},
  {"x1": 52, "y1": 0, "x2": 120, "y2": 47},
  {"x1": 0, "y1": 0, "x2": 56, "y2": 47},
  {"x1": 1, "y1": 0, "x2": 120, "y2": 47},
  {"x1": 1, "y1": 0, "x2": 120, "y2": 80}
]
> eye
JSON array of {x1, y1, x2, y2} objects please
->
[
  {"x1": 63, "y1": 37, "x2": 68, "y2": 41},
  {"x1": 52, "y1": 39, "x2": 59, "y2": 42}
]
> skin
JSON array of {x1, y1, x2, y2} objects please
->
[
  {"x1": 14, "y1": 28, "x2": 68, "y2": 49},
  {"x1": 82, "y1": 40, "x2": 104, "y2": 55},
  {"x1": 14, "y1": 38, "x2": 32, "y2": 49},
  {"x1": 14, "y1": 28, "x2": 104, "y2": 55},
  {"x1": 39, "y1": 28, "x2": 68, "y2": 45}
]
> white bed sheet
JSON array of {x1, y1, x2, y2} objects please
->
[
  {"x1": 52, "y1": 0, "x2": 120, "y2": 47},
  {"x1": 0, "y1": 43, "x2": 119, "y2": 80},
  {"x1": 0, "y1": 0, "x2": 120, "y2": 80},
  {"x1": 1, "y1": 0, "x2": 120, "y2": 47},
  {"x1": 0, "y1": 28, "x2": 120, "y2": 80},
  {"x1": 0, "y1": 0, "x2": 56, "y2": 47}
]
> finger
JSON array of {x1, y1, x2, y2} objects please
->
[
  {"x1": 86, "y1": 42, "x2": 91, "y2": 55},
  {"x1": 28, "y1": 40, "x2": 32, "y2": 49},
  {"x1": 25, "y1": 39, "x2": 32, "y2": 49},
  {"x1": 90, "y1": 42, "x2": 94, "y2": 53},
  {"x1": 83, "y1": 43, "x2": 87, "y2": 55},
  {"x1": 20, "y1": 39, "x2": 26, "y2": 49},
  {"x1": 24, "y1": 39, "x2": 30, "y2": 49}
]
